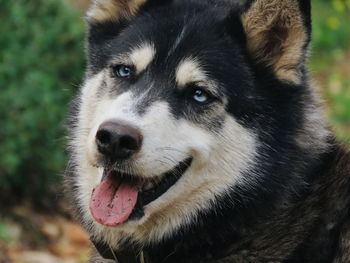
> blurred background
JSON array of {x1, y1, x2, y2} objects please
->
[{"x1": 0, "y1": 0, "x2": 349, "y2": 262}]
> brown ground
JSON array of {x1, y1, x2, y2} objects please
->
[{"x1": 0, "y1": 206, "x2": 90, "y2": 263}]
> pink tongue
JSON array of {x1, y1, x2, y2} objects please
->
[{"x1": 89, "y1": 176, "x2": 139, "y2": 226}]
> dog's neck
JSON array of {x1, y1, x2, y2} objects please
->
[
  {"x1": 91, "y1": 237, "x2": 230, "y2": 263},
  {"x1": 92, "y1": 240, "x2": 146, "y2": 263},
  {"x1": 92, "y1": 144, "x2": 350, "y2": 263}
]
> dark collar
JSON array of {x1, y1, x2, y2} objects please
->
[{"x1": 92, "y1": 239, "x2": 149, "y2": 263}]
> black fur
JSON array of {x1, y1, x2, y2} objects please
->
[{"x1": 66, "y1": 0, "x2": 350, "y2": 262}]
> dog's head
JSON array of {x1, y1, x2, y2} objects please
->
[{"x1": 68, "y1": 0, "x2": 329, "y2": 247}]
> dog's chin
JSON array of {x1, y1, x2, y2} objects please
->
[{"x1": 89, "y1": 157, "x2": 193, "y2": 227}]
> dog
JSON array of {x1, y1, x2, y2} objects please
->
[{"x1": 65, "y1": 0, "x2": 350, "y2": 262}]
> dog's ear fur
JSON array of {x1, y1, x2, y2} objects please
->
[
  {"x1": 87, "y1": 0, "x2": 147, "y2": 23},
  {"x1": 87, "y1": 0, "x2": 172, "y2": 23},
  {"x1": 241, "y1": 0, "x2": 311, "y2": 84}
]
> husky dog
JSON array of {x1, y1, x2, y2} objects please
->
[{"x1": 66, "y1": 0, "x2": 350, "y2": 262}]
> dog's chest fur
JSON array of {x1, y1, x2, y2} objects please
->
[{"x1": 88, "y1": 146, "x2": 350, "y2": 263}]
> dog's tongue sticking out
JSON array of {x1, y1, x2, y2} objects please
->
[{"x1": 89, "y1": 174, "x2": 139, "y2": 226}]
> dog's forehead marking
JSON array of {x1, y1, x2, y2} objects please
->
[
  {"x1": 167, "y1": 25, "x2": 187, "y2": 58},
  {"x1": 176, "y1": 58, "x2": 207, "y2": 87},
  {"x1": 130, "y1": 43, "x2": 156, "y2": 74}
]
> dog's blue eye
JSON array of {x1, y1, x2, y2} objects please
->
[
  {"x1": 113, "y1": 65, "x2": 133, "y2": 78},
  {"x1": 193, "y1": 89, "x2": 210, "y2": 103}
]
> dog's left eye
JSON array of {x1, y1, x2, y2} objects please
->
[
  {"x1": 112, "y1": 65, "x2": 134, "y2": 78},
  {"x1": 192, "y1": 89, "x2": 211, "y2": 103}
]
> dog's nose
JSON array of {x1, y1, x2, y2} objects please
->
[{"x1": 96, "y1": 121, "x2": 143, "y2": 160}]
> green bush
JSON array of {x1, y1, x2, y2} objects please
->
[
  {"x1": 0, "y1": 0, "x2": 85, "y2": 205},
  {"x1": 311, "y1": 0, "x2": 350, "y2": 142},
  {"x1": 312, "y1": 0, "x2": 350, "y2": 68}
]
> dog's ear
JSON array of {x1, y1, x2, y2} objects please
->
[
  {"x1": 241, "y1": 0, "x2": 311, "y2": 84},
  {"x1": 87, "y1": 0, "x2": 170, "y2": 23},
  {"x1": 86, "y1": 0, "x2": 172, "y2": 52},
  {"x1": 87, "y1": 0, "x2": 145, "y2": 23}
]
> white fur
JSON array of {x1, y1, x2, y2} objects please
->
[
  {"x1": 176, "y1": 58, "x2": 207, "y2": 87},
  {"x1": 167, "y1": 26, "x2": 187, "y2": 58},
  {"x1": 72, "y1": 71, "x2": 258, "y2": 248},
  {"x1": 110, "y1": 42, "x2": 155, "y2": 75},
  {"x1": 295, "y1": 84, "x2": 331, "y2": 153},
  {"x1": 130, "y1": 43, "x2": 156, "y2": 74},
  {"x1": 175, "y1": 58, "x2": 220, "y2": 97}
]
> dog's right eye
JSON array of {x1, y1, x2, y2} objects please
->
[
  {"x1": 112, "y1": 65, "x2": 134, "y2": 78},
  {"x1": 185, "y1": 85, "x2": 216, "y2": 105},
  {"x1": 193, "y1": 89, "x2": 210, "y2": 103}
]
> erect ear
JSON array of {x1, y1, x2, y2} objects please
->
[
  {"x1": 87, "y1": 0, "x2": 146, "y2": 23},
  {"x1": 87, "y1": 0, "x2": 171, "y2": 23},
  {"x1": 241, "y1": 0, "x2": 311, "y2": 84}
]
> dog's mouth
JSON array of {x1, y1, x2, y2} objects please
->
[{"x1": 89, "y1": 158, "x2": 192, "y2": 227}]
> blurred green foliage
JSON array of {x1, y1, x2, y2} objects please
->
[
  {"x1": 0, "y1": 223, "x2": 9, "y2": 241},
  {"x1": 312, "y1": 0, "x2": 350, "y2": 55},
  {"x1": 0, "y1": 0, "x2": 349, "y2": 206},
  {"x1": 0, "y1": 0, "x2": 85, "y2": 205},
  {"x1": 311, "y1": 0, "x2": 350, "y2": 142}
]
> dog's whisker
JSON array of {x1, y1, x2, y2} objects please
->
[{"x1": 155, "y1": 147, "x2": 188, "y2": 155}]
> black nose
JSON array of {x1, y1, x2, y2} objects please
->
[{"x1": 96, "y1": 121, "x2": 143, "y2": 160}]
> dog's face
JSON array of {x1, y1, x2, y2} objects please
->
[{"x1": 68, "y1": 0, "x2": 329, "y2": 247}]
